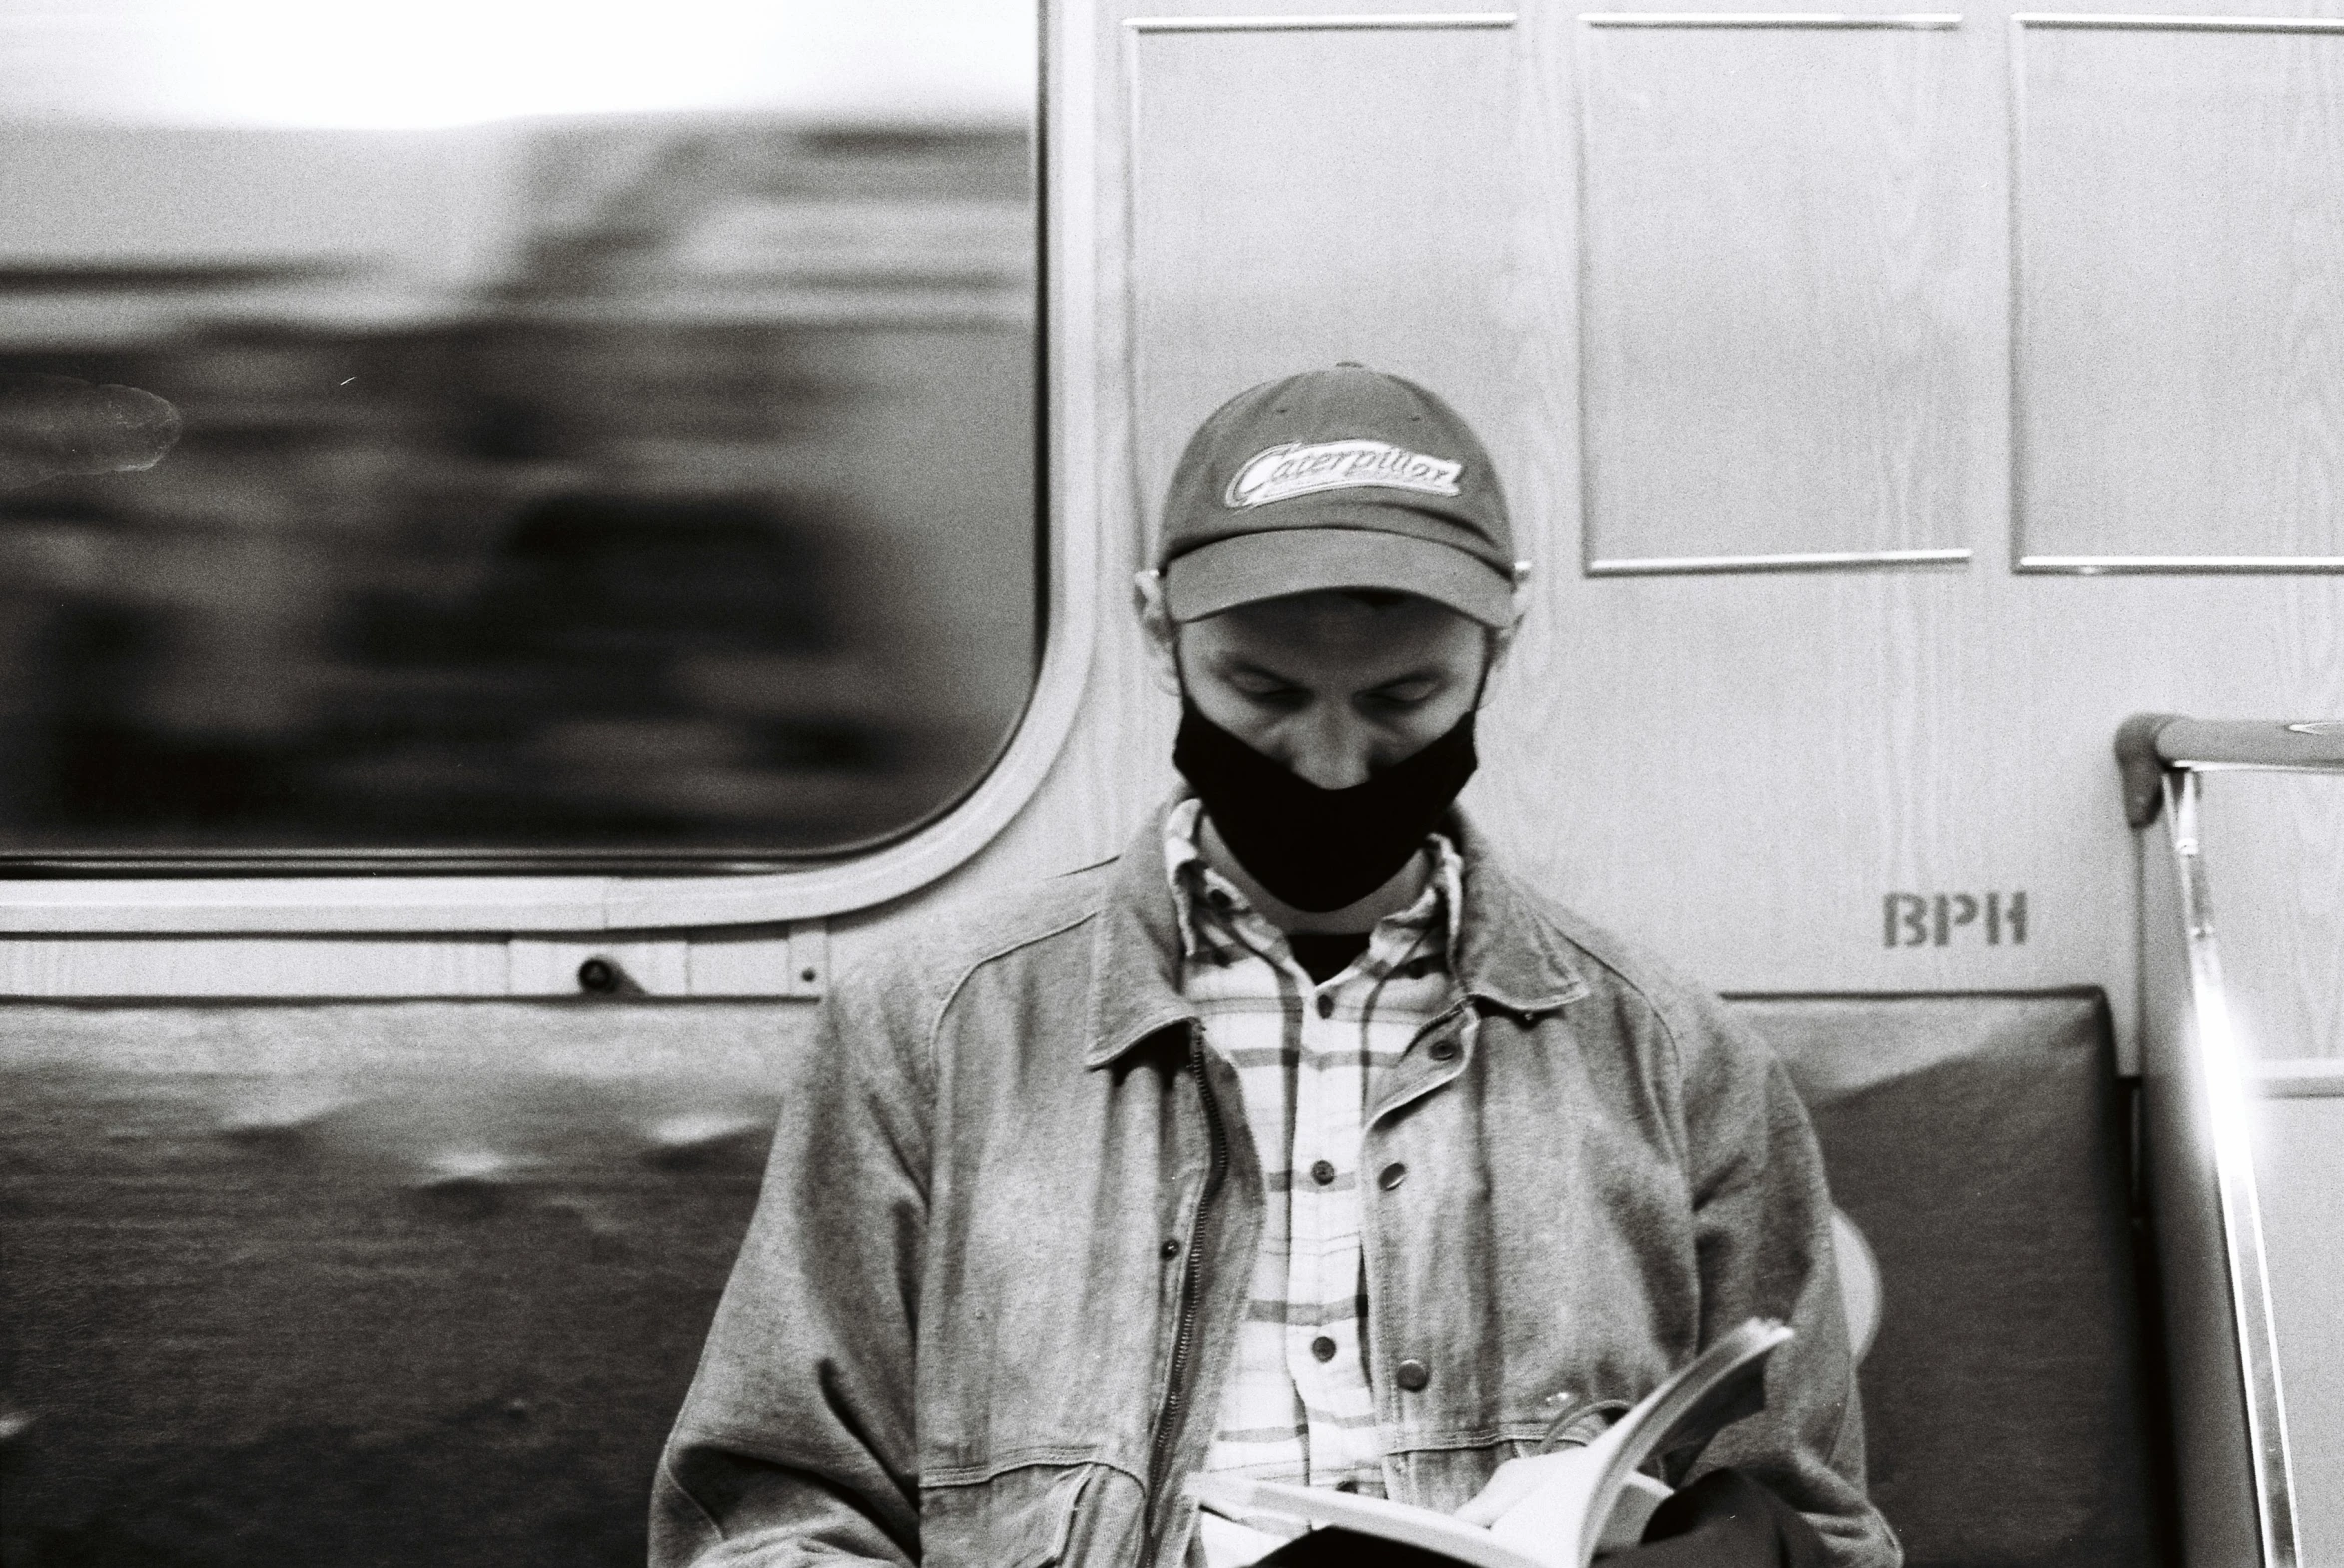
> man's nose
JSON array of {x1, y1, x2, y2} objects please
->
[{"x1": 1284, "y1": 709, "x2": 1375, "y2": 790}]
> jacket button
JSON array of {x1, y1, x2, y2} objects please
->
[
  {"x1": 1315, "y1": 994, "x2": 1334, "y2": 1019},
  {"x1": 1378, "y1": 1163, "x2": 1407, "y2": 1190},
  {"x1": 1396, "y1": 1359, "x2": 1430, "y2": 1391},
  {"x1": 1429, "y1": 1039, "x2": 1458, "y2": 1062},
  {"x1": 1311, "y1": 1159, "x2": 1337, "y2": 1186},
  {"x1": 1312, "y1": 1336, "x2": 1338, "y2": 1362},
  {"x1": 1160, "y1": 1238, "x2": 1181, "y2": 1259}
]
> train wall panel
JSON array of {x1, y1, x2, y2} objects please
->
[
  {"x1": 1577, "y1": 17, "x2": 1972, "y2": 568},
  {"x1": 1476, "y1": 0, "x2": 2340, "y2": 1062},
  {"x1": 2014, "y1": 19, "x2": 2344, "y2": 565}
]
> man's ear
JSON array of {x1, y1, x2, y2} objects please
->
[
  {"x1": 1477, "y1": 560, "x2": 1534, "y2": 702},
  {"x1": 1133, "y1": 568, "x2": 1182, "y2": 696}
]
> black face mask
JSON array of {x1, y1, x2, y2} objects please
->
[{"x1": 1172, "y1": 700, "x2": 1478, "y2": 913}]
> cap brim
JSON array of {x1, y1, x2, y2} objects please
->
[{"x1": 1163, "y1": 527, "x2": 1515, "y2": 626}]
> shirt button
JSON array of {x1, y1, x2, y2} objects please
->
[
  {"x1": 1378, "y1": 1162, "x2": 1407, "y2": 1191},
  {"x1": 1311, "y1": 1336, "x2": 1338, "y2": 1362},
  {"x1": 1315, "y1": 994, "x2": 1334, "y2": 1019},
  {"x1": 1429, "y1": 1039, "x2": 1458, "y2": 1061},
  {"x1": 1310, "y1": 1159, "x2": 1337, "y2": 1186},
  {"x1": 1160, "y1": 1238, "x2": 1181, "y2": 1259},
  {"x1": 1395, "y1": 1359, "x2": 1430, "y2": 1392}
]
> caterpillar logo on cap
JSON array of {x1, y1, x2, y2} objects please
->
[{"x1": 1224, "y1": 439, "x2": 1464, "y2": 510}]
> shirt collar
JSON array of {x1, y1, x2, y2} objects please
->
[
  {"x1": 1160, "y1": 794, "x2": 1463, "y2": 978},
  {"x1": 1083, "y1": 795, "x2": 1588, "y2": 1069}
]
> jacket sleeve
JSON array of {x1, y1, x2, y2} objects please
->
[
  {"x1": 1665, "y1": 992, "x2": 1903, "y2": 1568},
  {"x1": 651, "y1": 959, "x2": 934, "y2": 1567}
]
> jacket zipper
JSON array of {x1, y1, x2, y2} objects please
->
[{"x1": 1146, "y1": 1026, "x2": 1229, "y2": 1561}]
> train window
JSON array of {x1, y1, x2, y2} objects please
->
[{"x1": 0, "y1": 2, "x2": 1041, "y2": 870}]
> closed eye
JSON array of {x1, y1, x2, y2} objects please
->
[
  {"x1": 1363, "y1": 676, "x2": 1441, "y2": 710},
  {"x1": 1225, "y1": 668, "x2": 1310, "y2": 708}
]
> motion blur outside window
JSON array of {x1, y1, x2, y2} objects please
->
[{"x1": 0, "y1": 2, "x2": 1038, "y2": 865}]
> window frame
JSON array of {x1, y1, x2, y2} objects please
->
[{"x1": 0, "y1": 8, "x2": 1091, "y2": 937}]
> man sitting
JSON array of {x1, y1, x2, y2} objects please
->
[{"x1": 651, "y1": 365, "x2": 1898, "y2": 1568}]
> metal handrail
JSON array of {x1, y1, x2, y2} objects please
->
[
  {"x1": 2116, "y1": 715, "x2": 2344, "y2": 828},
  {"x1": 2118, "y1": 711, "x2": 2342, "y2": 1568},
  {"x1": 2163, "y1": 769, "x2": 2300, "y2": 1568}
]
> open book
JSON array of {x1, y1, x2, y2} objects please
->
[{"x1": 1191, "y1": 1317, "x2": 1792, "y2": 1568}]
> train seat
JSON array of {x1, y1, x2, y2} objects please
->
[
  {"x1": 1730, "y1": 990, "x2": 2168, "y2": 1568},
  {"x1": 0, "y1": 1001, "x2": 787, "y2": 1568},
  {"x1": 1, "y1": 991, "x2": 2169, "y2": 1567}
]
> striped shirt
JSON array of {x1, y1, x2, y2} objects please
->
[{"x1": 1163, "y1": 796, "x2": 1466, "y2": 1496}]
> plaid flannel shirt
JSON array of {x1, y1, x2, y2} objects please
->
[{"x1": 1163, "y1": 796, "x2": 1468, "y2": 1496}]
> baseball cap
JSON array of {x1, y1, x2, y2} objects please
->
[{"x1": 1156, "y1": 364, "x2": 1519, "y2": 626}]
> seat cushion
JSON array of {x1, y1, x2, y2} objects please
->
[
  {"x1": 1728, "y1": 990, "x2": 2168, "y2": 1568},
  {"x1": 2, "y1": 992, "x2": 2170, "y2": 1568},
  {"x1": 0, "y1": 1000, "x2": 803, "y2": 1568}
]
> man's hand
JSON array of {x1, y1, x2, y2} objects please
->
[
  {"x1": 1608, "y1": 1469, "x2": 1832, "y2": 1568},
  {"x1": 0, "y1": 372, "x2": 181, "y2": 489}
]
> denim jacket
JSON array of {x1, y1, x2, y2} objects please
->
[{"x1": 652, "y1": 804, "x2": 1900, "y2": 1568}]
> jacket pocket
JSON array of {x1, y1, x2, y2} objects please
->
[
  {"x1": 1543, "y1": 1397, "x2": 1633, "y2": 1454},
  {"x1": 921, "y1": 1462, "x2": 1098, "y2": 1568}
]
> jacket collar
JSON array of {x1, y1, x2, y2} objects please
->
[
  {"x1": 1081, "y1": 802, "x2": 1202, "y2": 1069},
  {"x1": 1082, "y1": 797, "x2": 1589, "y2": 1069},
  {"x1": 1444, "y1": 812, "x2": 1594, "y2": 1017}
]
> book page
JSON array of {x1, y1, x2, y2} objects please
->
[{"x1": 1191, "y1": 1319, "x2": 1789, "y2": 1568}]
